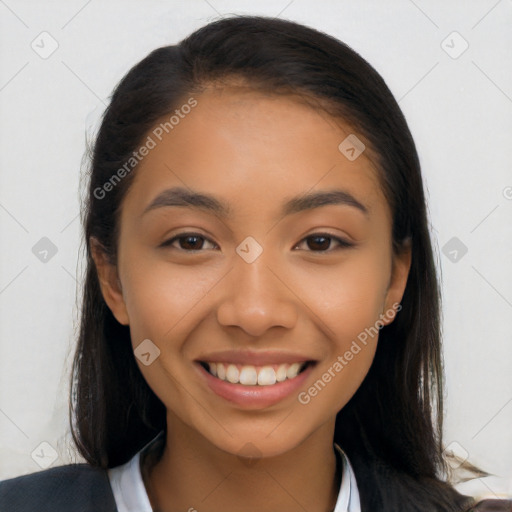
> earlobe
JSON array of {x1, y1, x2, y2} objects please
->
[
  {"x1": 90, "y1": 236, "x2": 130, "y2": 326},
  {"x1": 383, "y1": 239, "x2": 412, "y2": 324}
]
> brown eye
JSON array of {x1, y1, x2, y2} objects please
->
[
  {"x1": 295, "y1": 233, "x2": 355, "y2": 252},
  {"x1": 160, "y1": 233, "x2": 217, "y2": 251}
]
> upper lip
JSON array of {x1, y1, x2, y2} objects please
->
[{"x1": 196, "y1": 349, "x2": 316, "y2": 366}]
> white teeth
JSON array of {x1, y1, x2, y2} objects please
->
[
  {"x1": 204, "y1": 362, "x2": 308, "y2": 386},
  {"x1": 216, "y1": 362, "x2": 226, "y2": 380},
  {"x1": 276, "y1": 364, "x2": 288, "y2": 382},
  {"x1": 286, "y1": 363, "x2": 301, "y2": 379},
  {"x1": 239, "y1": 366, "x2": 258, "y2": 385},
  {"x1": 257, "y1": 367, "x2": 276, "y2": 386},
  {"x1": 226, "y1": 364, "x2": 239, "y2": 383}
]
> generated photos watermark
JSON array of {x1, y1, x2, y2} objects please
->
[
  {"x1": 298, "y1": 302, "x2": 402, "y2": 405},
  {"x1": 93, "y1": 97, "x2": 197, "y2": 200}
]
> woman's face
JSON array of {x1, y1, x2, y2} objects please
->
[{"x1": 93, "y1": 87, "x2": 411, "y2": 458}]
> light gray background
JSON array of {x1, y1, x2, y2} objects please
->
[{"x1": 1, "y1": 0, "x2": 511, "y2": 502}]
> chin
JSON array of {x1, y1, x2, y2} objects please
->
[{"x1": 206, "y1": 425, "x2": 311, "y2": 462}]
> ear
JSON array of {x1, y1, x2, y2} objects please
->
[
  {"x1": 382, "y1": 238, "x2": 412, "y2": 325},
  {"x1": 90, "y1": 236, "x2": 130, "y2": 326}
]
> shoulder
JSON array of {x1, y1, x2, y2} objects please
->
[
  {"x1": 467, "y1": 499, "x2": 512, "y2": 511},
  {"x1": 0, "y1": 464, "x2": 117, "y2": 512}
]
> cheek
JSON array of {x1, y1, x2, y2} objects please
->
[
  {"x1": 297, "y1": 343, "x2": 376, "y2": 420},
  {"x1": 122, "y1": 252, "x2": 220, "y2": 344},
  {"x1": 295, "y1": 248, "x2": 390, "y2": 333},
  {"x1": 293, "y1": 248, "x2": 389, "y2": 401},
  {"x1": 123, "y1": 241, "x2": 390, "y2": 356},
  {"x1": 295, "y1": 257, "x2": 388, "y2": 415},
  {"x1": 120, "y1": 256, "x2": 212, "y2": 412}
]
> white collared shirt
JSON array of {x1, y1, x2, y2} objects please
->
[{"x1": 108, "y1": 439, "x2": 361, "y2": 512}]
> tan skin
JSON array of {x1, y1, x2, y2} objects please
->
[{"x1": 92, "y1": 86, "x2": 411, "y2": 512}]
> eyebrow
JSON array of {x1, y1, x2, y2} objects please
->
[{"x1": 141, "y1": 186, "x2": 369, "y2": 219}]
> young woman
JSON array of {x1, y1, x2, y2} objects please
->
[{"x1": 1, "y1": 15, "x2": 510, "y2": 512}]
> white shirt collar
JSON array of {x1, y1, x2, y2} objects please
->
[{"x1": 108, "y1": 437, "x2": 361, "y2": 512}]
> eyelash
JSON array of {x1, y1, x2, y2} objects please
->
[{"x1": 160, "y1": 232, "x2": 355, "y2": 253}]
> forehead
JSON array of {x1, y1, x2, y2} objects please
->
[{"x1": 121, "y1": 87, "x2": 389, "y2": 223}]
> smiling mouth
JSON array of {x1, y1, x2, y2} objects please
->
[{"x1": 198, "y1": 361, "x2": 315, "y2": 386}]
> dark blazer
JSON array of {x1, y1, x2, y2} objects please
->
[
  {"x1": 0, "y1": 465, "x2": 117, "y2": 512},
  {"x1": 0, "y1": 464, "x2": 511, "y2": 512}
]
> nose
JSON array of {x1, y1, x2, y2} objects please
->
[{"x1": 216, "y1": 252, "x2": 299, "y2": 338}]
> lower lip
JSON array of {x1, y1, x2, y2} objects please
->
[{"x1": 195, "y1": 362, "x2": 316, "y2": 409}]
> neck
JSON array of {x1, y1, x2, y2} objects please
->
[{"x1": 143, "y1": 416, "x2": 341, "y2": 512}]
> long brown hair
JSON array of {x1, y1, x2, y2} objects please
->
[{"x1": 71, "y1": 15, "x2": 477, "y2": 511}]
